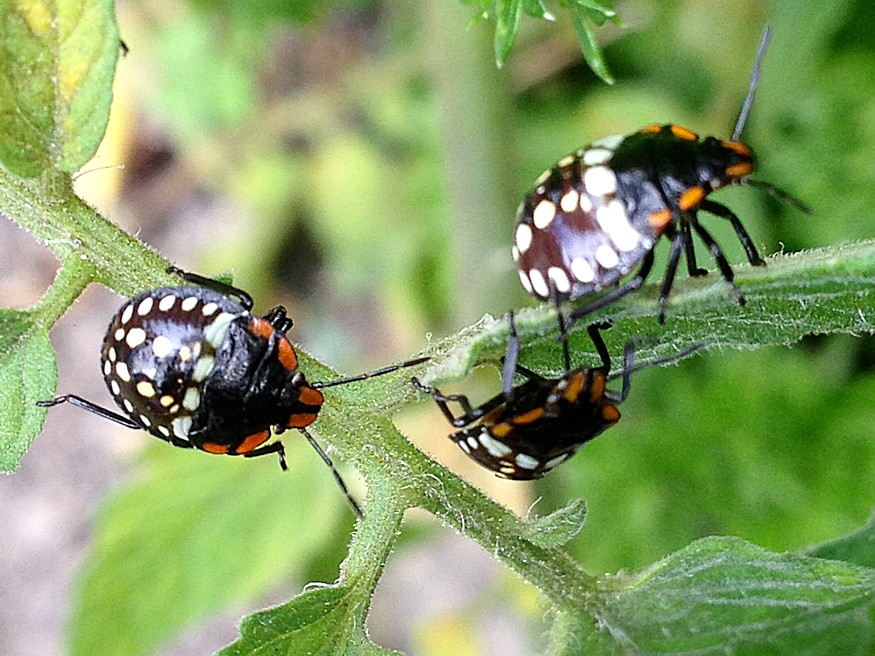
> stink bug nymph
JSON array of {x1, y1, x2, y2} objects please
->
[
  {"x1": 413, "y1": 313, "x2": 702, "y2": 479},
  {"x1": 38, "y1": 268, "x2": 428, "y2": 517},
  {"x1": 511, "y1": 25, "x2": 809, "y2": 323}
]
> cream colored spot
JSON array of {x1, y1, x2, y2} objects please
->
[
  {"x1": 466, "y1": 436, "x2": 479, "y2": 450},
  {"x1": 192, "y1": 355, "x2": 215, "y2": 382},
  {"x1": 479, "y1": 432, "x2": 512, "y2": 458},
  {"x1": 139, "y1": 415, "x2": 152, "y2": 427},
  {"x1": 591, "y1": 134, "x2": 624, "y2": 150},
  {"x1": 515, "y1": 453, "x2": 540, "y2": 470},
  {"x1": 584, "y1": 166, "x2": 618, "y2": 196},
  {"x1": 103, "y1": 360, "x2": 111, "y2": 376},
  {"x1": 533, "y1": 200, "x2": 557, "y2": 229},
  {"x1": 108, "y1": 347, "x2": 117, "y2": 362},
  {"x1": 548, "y1": 267, "x2": 571, "y2": 294},
  {"x1": 596, "y1": 244, "x2": 620, "y2": 269},
  {"x1": 202, "y1": 302, "x2": 219, "y2": 316},
  {"x1": 499, "y1": 464, "x2": 517, "y2": 475},
  {"x1": 556, "y1": 154, "x2": 574, "y2": 168},
  {"x1": 172, "y1": 416, "x2": 192, "y2": 438},
  {"x1": 204, "y1": 312, "x2": 236, "y2": 348},
  {"x1": 151, "y1": 335, "x2": 173, "y2": 358},
  {"x1": 597, "y1": 200, "x2": 640, "y2": 252},
  {"x1": 179, "y1": 345, "x2": 192, "y2": 362},
  {"x1": 123, "y1": 399, "x2": 134, "y2": 413},
  {"x1": 183, "y1": 387, "x2": 201, "y2": 411},
  {"x1": 511, "y1": 245, "x2": 520, "y2": 262},
  {"x1": 125, "y1": 327, "x2": 147, "y2": 348},
  {"x1": 169, "y1": 404, "x2": 180, "y2": 414},
  {"x1": 137, "y1": 381, "x2": 156, "y2": 398},
  {"x1": 582, "y1": 148, "x2": 613, "y2": 166},
  {"x1": 545, "y1": 453, "x2": 569, "y2": 469},
  {"x1": 120, "y1": 304, "x2": 134, "y2": 324},
  {"x1": 158, "y1": 426, "x2": 171, "y2": 437},
  {"x1": 137, "y1": 297, "x2": 154, "y2": 316},
  {"x1": 159, "y1": 294, "x2": 176, "y2": 312},
  {"x1": 579, "y1": 192, "x2": 593, "y2": 213},
  {"x1": 115, "y1": 362, "x2": 131, "y2": 382},
  {"x1": 114, "y1": 328, "x2": 125, "y2": 341},
  {"x1": 181, "y1": 296, "x2": 199, "y2": 311},
  {"x1": 515, "y1": 223, "x2": 533, "y2": 253},
  {"x1": 528, "y1": 268, "x2": 550, "y2": 298},
  {"x1": 518, "y1": 270, "x2": 534, "y2": 294},
  {"x1": 534, "y1": 168, "x2": 552, "y2": 187},
  {"x1": 457, "y1": 440, "x2": 471, "y2": 454},
  {"x1": 571, "y1": 257, "x2": 595, "y2": 283},
  {"x1": 160, "y1": 395, "x2": 175, "y2": 407},
  {"x1": 560, "y1": 189, "x2": 579, "y2": 213},
  {"x1": 110, "y1": 380, "x2": 121, "y2": 396}
]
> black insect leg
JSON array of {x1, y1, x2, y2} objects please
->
[
  {"x1": 297, "y1": 428, "x2": 362, "y2": 519},
  {"x1": 313, "y1": 356, "x2": 430, "y2": 389},
  {"x1": 166, "y1": 266, "x2": 254, "y2": 311},
  {"x1": 679, "y1": 221, "x2": 708, "y2": 277},
  {"x1": 242, "y1": 440, "x2": 289, "y2": 470},
  {"x1": 699, "y1": 200, "x2": 764, "y2": 266},
  {"x1": 411, "y1": 378, "x2": 508, "y2": 429},
  {"x1": 36, "y1": 395, "x2": 142, "y2": 429},
  {"x1": 262, "y1": 306, "x2": 294, "y2": 334},
  {"x1": 657, "y1": 230, "x2": 686, "y2": 324},
  {"x1": 586, "y1": 323, "x2": 613, "y2": 371},
  {"x1": 568, "y1": 250, "x2": 656, "y2": 325},
  {"x1": 502, "y1": 311, "x2": 522, "y2": 399},
  {"x1": 689, "y1": 218, "x2": 746, "y2": 306}
]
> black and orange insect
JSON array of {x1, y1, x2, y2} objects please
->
[
  {"x1": 511, "y1": 25, "x2": 808, "y2": 323},
  {"x1": 38, "y1": 268, "x2": 428, "y2": 516},
  {"x1": 413, "y1": 313, "x2": 701, "y2": 479}
]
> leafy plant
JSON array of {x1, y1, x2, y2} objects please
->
[{"x1": 2, "y1": 1, "x2": 874, "y2": 655}]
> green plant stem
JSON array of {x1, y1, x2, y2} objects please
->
[
  {"x1": 0, "y1": 167, "x2": 174, "y2": 300},
  {"x1": 31, "y1": 257, "x2": 92, "y2": 328}
]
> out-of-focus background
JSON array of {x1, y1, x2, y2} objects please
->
[{"x1": 1, "y1": 0, "x2": 873, "y2": 654}]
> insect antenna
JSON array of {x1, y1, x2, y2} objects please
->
[
  {"x1": 732, "y1": 24, "x2": 773, "y2": 141},
  {"x1": 606, "y1": 342, "x2": 706, "y2": 383}
]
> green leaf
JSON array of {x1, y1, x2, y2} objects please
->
[
  {"x1": 0, "y1": 0, "x2": 120, "y2": 176},
  {"x1": 524, "y1": 498, "x2": 588, "y2": 548},
  {"x1": 568, "y1": 5, "x2": 615, "y2": 84},
  {"x1": 494, "y1": 0, "x2": 523, "y2": 66},
  {"x1": 0, "y1": 309, "x2": 56, "y2": 471},
  {"x1": 70, "y1": 445, "x2": 353, "y2": 656},
  {"x1": 600, "y1": 536, "x2": 875, "y2": 654},
  {"x1": 219, "y1": 586, "x2": 401, "y2": 656},
  {"x1": 521, "y1": 0, "x2": 552, "y2": 19},
  {"x1": 809, "y1": 513, "x2": 875, "y2": 569},
  {"x1": 424, "y1": 242, "x2": 875, "y2": 387}
]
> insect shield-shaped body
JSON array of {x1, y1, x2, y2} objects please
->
[
  {"x1": 512, "y1": 26, "x2": 806, "y2": 322},
  {"x1": 513, "y1": 125, "x2": 757, "y2": 306},
  {"x1": 100, "y1": 284, "x2": 322, "y2": 460},
  {"x1": 39, "y1": 269, "x2": 429, "y2": 517}
]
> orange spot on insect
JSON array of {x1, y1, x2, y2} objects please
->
[
  {"x1": 235, "y1": 431, "x2": 270, "y2": 455},
  {"x1": 641, "y1": 124, "x2": 663, "y2": 134},
  {"x1": 648, "y1": 209, "x2": 673, "y2": 232},
  {"x1": 670, "y1": 124, "x2": 699, "y2": 141},
  {"x1": 601, "y1": 404, "x2": 620, "y2": 425},
  {"x1": 589, "y1": 373, "x2": 606, "y2": 403},
  {"x1": 491, "y1": 423, "x2": 513, "y2": 438},
  {"x1": 720, "y1": 140, "x2": 752, "y2": 158},
  {"x1": 287, "y1": 412, "x2": 318, "y2": 428},
  {"x1": 678, "y1": 186, "x2": 706, "y2": 211},
  {"x1": 277, "y1": 338, "x2": 298, "y2": 371},
  {"x1": 249, "y1": 317, "x2": 274, "y2": 340},
  {"x1": 562, "y1": 372, "x2": 586, "y2": 404},
  {"x1": 512, "y1": 407, "x2": 545, "y2": 425},
  {"x1": 725, "y1": 161, "x2": 754, "y2": 178},
  {"x1": 297, "y1": 386, "x2": 324, "y2": 408},
  {"x1": 202, "y1": 442, "x2": 230, "y2": 454}
]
